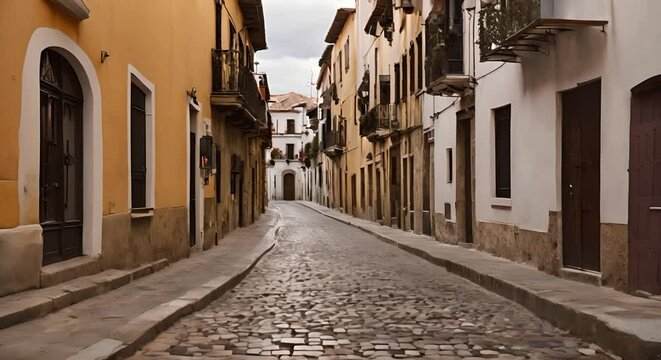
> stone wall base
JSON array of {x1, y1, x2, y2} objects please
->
[
  {"x1": 100, "y1": 207, "x2": 188, "y2": 270},
  {"x1": 0, "y1": 225, "x2": 42, "y2": 297},
  {"x1": 433, "y1": 213, "x2": 459, "y2": 245},
  {"x1": 600, "y1": 223, "x2": 628, "y2": 292},
  {"x1": 473, "y1": 212, "x2": 561, "y2": 275}
]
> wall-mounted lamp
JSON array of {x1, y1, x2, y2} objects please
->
[
  {"x1": 101, "y1": 51, "x2": 110, "y2": 63},
  {"x1": 187, "y1": 87, "x2": 199, "y2": 105}
]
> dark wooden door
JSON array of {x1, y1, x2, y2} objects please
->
[
  {"x1": 376, "y1": 168, "x2": 382, "y2": 221},
  {"x1": 40, "y1": 49, "x2": 84, "y2": 266},
  {"x1": 189, "y1": 132, "x2": 196, "y2": 247},
  {"x1": 562, "y1": 81, "x2": 601, "y2": 271},
  {"x1": 457, "y1": 117, "x2": 473, "y2": 243},
  {"x1": 629, "y1": 76, "x2": 661, "y2": 295},
  {"x1": 390, "y1": 146, "x2": 401, "y2": 228},
  {"x1": 283, "y1": 173, "x2": 295, "y2": 201}
]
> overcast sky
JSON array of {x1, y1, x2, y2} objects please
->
[{"x1": 256, "y1": 0, "x2": 355, "y2": 96}]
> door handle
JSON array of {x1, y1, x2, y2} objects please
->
[{"x1": 651, "y1": 207, "x2": 661, "y2": 211}]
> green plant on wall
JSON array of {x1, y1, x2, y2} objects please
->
[{"x1": 270, "y1": 148, "x2": 284, "y2": 160}]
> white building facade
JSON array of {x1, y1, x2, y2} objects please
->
[
  {"x1": 428, "y1": 0, "x2": 661, "y2": 295},
  {"x1": 266, "y1": 93, "x2": 316, "y2": 201}
]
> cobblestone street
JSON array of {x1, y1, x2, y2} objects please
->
[{"x1": 131, "y1": 202, "x2": 614, "y2": 360}]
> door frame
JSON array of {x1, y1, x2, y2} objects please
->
[
  {"x1": 20, "y1": 28, "x2": 103, "y2": 259},
  {"x1": 187, "y1": 99, "x2": 203, "y2": 250},
  {"x1": 560, "y1": 79, "x2": 602, "y2": 272}
]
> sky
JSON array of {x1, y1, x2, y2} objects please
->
[{"x1": 256, "y1": 0, "x2": 355, "y2": 97}]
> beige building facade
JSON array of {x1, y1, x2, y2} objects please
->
[
  {"x1": 316, "y1": 3, "x2": 433, "y2": 236},
  {"x1": 0, "y1": 0, "x2": 270, "y2": 297}
]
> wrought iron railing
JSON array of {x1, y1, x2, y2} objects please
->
[
  {"x1": 360, "y1": 104, "x2": 396, "y2": 138},
  {"x1": 478, "y1": 0, "x2": 542, "y2": 58},
  {"x1": 211, "y1": 49, "x2": 267, "y2": 125},
  {"x1": 426, "y1": 11, "x2": 464, "y2": 86},
  {"x1": 323, "y1": 129, "x2": 345, "y2": 150}
]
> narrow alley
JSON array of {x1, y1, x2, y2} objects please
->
[{"x1": 130, "y1": 202, "x2": 612, "y2": 360}]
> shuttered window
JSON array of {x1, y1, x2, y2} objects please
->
[
  {"x1": 286, "y1": 144, "x2": 295, "y2": 160},
  {"x1": 394, "y1": 63, "x2": 401, "y2": 104},
  {"x1": 286, "y1": 119, "x2": 295, "y2": 134},
  {"x1": 401, "y1": 54, "x2": 408, "y2": 101},
  {"x1": 130, "y1": 83, "x2": 147, "y2": 209},
  {"x1": 495, "y1": 105, "x2": 511, "y2": 198}
]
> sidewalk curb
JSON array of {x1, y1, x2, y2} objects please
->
[
  {"x1": 0, "y1": 259, "x2": 170, "y2": 331},
  {"x1": 66, "y1": 209, "x2": 284, "y2": 360},
  {"x1": 299, "y1": 202, "x2": 661, "y2": 360}
]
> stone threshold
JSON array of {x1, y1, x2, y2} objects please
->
[
  {"x1": 0, "y1": 258, "x2": 169, "y2": 330},
  {"x1": 299, "y1": 201, "x2": 661, "y2": 360}
]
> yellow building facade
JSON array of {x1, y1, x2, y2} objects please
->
[
  {"x1": 0, "y1": 0, "x2": 270, "y2": 297},
  {"x1": 318, "y1": 2, "x2": 433, "y2": 235}
]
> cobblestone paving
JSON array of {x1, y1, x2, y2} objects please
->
[{"x1": 131, "y1": 202, "x2": 616, "y2": 360}]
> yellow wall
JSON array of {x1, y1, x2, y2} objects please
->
[{"x1": 0, "y1": 0, "x2": 264, "y2": 229}]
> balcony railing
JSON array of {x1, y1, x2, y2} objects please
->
[
  {"x1": 211, "y1": 49, "x2": 267, "y2": 126},
  {"x1": 478, "y1": 0, "x2": 608, "y2": 62},
  {"x1": 360, "y1": 104, "x2": 397, "y2": 142},
  {"x1": 426, "y1": 10, "x2": 470, "y2": 95},
  {"x1": 323, "y1": 129, "x2": 345, "y2": 149}
]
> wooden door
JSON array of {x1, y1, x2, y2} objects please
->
[
  {"x1": 40, "y1": 50, "x2": 84, "y2": 266},
  {"x1": 629, "y1": 76, "x2": 661, "y2": 295},
  {"x1": 390, "y1": 145, "x2": 401, "y2": 228},
  {"x1": 376, "y1": 168, "x2": 382, "y2": 221},
  {"x1": 283, "y1": 173, "x2": 295, "y2": 201},
  {"x1": 189, "y1": 132, "x2": 196, "y2": 247},
  {"x1": 562, "y1": 81, "x2": 601, "y2": 271},
  {"x1": 457, "y1": 116, "x2": 473, "y2": 243}
]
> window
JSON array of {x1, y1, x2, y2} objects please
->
[
  {"x1": 286, "y1": 144, "x2": 295, "y2": 160},
  {"x1": 214, "y1": 2, "x2": 222, "y2": 49},
  {"x1": 338, "y1": 52, "x2": 343, "y2": 83},
  {"x1": 128, "y1": 67, "x2": 155, "y2": 212},
  {"x1": 409, "y1": 42, "x2": 415, "y2": 93},
  {"x1": 130, "y1": 83, "x2": 147, "y2": 209},
  {"x1": 394, "y1": 63, "x2": 400, "y2": 104},
  {"x1": 374, "y1": 48, "x2": 379, "y2": 104},
  {"x1": 447, "y1": 148, "x2": 453, "y2": 183},
  {"x1": 344, "y1": 38, "x2": 350, "y2": 71},
  {"x1": 401, "y1": 54, "x2": 408, "y2": 100},
  {"x1": 286, "y1": 119, "x2": 295, "y2": 134},
  {"x1": 495, "y1": 105, "x2": 512, "y2": 198},
  {"x1": 416, "y1": 34, "x2": 423, "y2": 91}
]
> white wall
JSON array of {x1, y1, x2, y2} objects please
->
[{"x1": 468, "y1": 0, "x2": 661, "y2": 232}]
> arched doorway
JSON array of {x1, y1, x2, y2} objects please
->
[
  {"x1": 283, "y1": 173, "x2": 295, "y2": 201},
  {"x1": 39, "y1": 49, "x2": 84, "y2": 265}
]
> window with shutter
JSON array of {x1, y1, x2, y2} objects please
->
[
  {"x1": 494, "y1": 105, "x2": 512, "y2": 198},
  {"x1": 130, "y1": 83, "x2": 147, "y2": 209}
]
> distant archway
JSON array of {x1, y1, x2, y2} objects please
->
[{"x1": 283, "y1": 173, "x2": 296, "y2": 201}]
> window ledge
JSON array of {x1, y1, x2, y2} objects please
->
[
  {"x1": 130, "y1": 208, "x2": 154, "y2": 219},
  {"x1": 491, "y1": 197, "x2": 512, "y2": 209},
  {"x1": 48, "y1": 0, "x2": 90, "y2": 21}
]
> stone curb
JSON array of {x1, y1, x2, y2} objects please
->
[
  {"x1": 0, "y1": 258, "x2": 170, "y2": 330},
  {"x1": 67, "y1": 210, "x2": 284, "y2": 360},
  {"x1": 299, "y1": 202, "x2": 661, "y2": 360}
]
